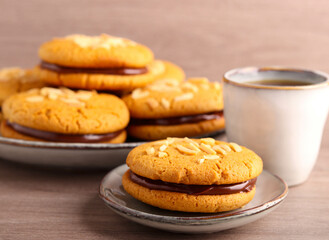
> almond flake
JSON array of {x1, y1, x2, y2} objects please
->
[
  {"x1": 146, "y1": 147, "x2": 155, "y2": 155},
  {"x1": 159, "y1": 145, "x2": 167, "y2": 151},
  {"x1": 160, "y1": 98, "x2": 170, "y2": 109},
  {"x1": 176, "y1": 145, "x2": 198, "y2": 155},
  {"x1": 182, "y1": 82, "x2": 199, "y2": 92},
  {"x1": 188, "y1": 142, "x2": 200, "y2": 152},
  {"x1": 219, "y1": 144, "x2": 231, "y2": 152},
  {"x1": 213, "y1": 145, "x2": 227, "y2": 155},
  {"x1": 76, "y1": 91, "x2": 93, "y2": 100},
  {"x1": 131, "y1": 88, "x2": 149, "y2": 99},
  {"x1": 182, "y1": 137, "x2": 200, "y2": 150},
  {"x1": 60, "y1": 98, "x2": 85, "y2": 107},
  {"x1": 204, "y1": 155, "x2": 220, "y2": 160},
  {"x1": 48, "y1": 93, "x2": 58, "y2": 100},
  {"x1": 40, "y1": 87, "x2": 63, "y2": 97},
  {"x1": 230, "y1": 142, "x2": 242, "y2": 152},
  {"x1": 166, "y1": 137, "x2": 176, "y2": 144},
  {"x1": 158, "y1": 152, "x2": 168, "y2": 158},
  {"x1": 26, "y1": 96, "x2": 44, "y2": 102},
  {"x1": 174, "y1": 93, "x2": 194, "y2": 102},
  {"x1": 146, "y1": 98, "x2": 159, "y2": 109},
  {"x1": 200, "y1": 143, "x2": 217, "y2": 154},
  {"x1": 200, "y1": 138, "x2": 215, "y2": 145},
  {"x1": 198, "y1": 158, "x2": 205, "y2": 164}
]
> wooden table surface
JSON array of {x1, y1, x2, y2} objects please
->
[{"x1": 0, "y1": 0, "x2": 329, "y2": 239}]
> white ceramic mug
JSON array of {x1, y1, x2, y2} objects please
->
[{"x1": 223, "y1": 67, "x2": 329, "y2": 186}]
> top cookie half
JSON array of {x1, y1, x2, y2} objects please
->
[
  {"x1": 126, "y1": 137, "x2": 263, "y2": 185},
  {"x1": 39, "y1": 34, "x2": 154, "y2": 68},
  {"x1": 122, "y1": 78, "x2": 223, "y2": 119}
]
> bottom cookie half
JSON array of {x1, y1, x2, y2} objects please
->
[
  {"x1": 122, "y1": 171, "x2": 256, "y2": 213},
  {"x1": 0, "y1": 121, "x2": 127, "y2": 144},
  {"x1": 127, "y1": 118, "x2": 225, "y2": 140}
]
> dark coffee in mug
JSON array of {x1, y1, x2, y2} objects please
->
[{"x1": 246, "y1": 79, "x2": 313, "y2": 86}]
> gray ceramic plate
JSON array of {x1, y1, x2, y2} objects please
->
[
  {"x1": 0, "y1": 130, "x2": 224, "y2": 169},
  {"x1": 99, "y1": 165, "x2": 288, "y2": 233}
]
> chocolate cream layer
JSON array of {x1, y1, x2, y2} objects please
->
[
  {"x1": 6, "y1": 121, "x2": 123, "y2": 143},
  {"x1": 130, "y1": 171, "x2": 256, "y2": 195},
  {"x1": 40, "y1": 61, "x2": 148, "y2": 75},
  {"x1": 130, "y1": 111, "x2": 223, "y2": 126}
]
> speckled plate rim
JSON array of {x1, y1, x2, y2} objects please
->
[
  {"x1": 0, "y1": 129, "x2": 224, "y2": 150},
  {"x1": 99, "y1": 164, "x2": 288, "y2": 225}
]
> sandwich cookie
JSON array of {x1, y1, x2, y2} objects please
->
[
  {"x1": 156, "y1": 60, "x2": 185, "y2": 83},
  {"x1": 122, "y1": 78, "x2": 224, "y2": 140},
  {"x1": 34, "y1": 34, "x2": 165, "y2": 90},
  {"x1": 1, "y1": 87, "x2": 129, "y2": 143},
  {"x1": 122, "y1": 137, "x2": 263, "y2": 212},
  {"x1": 0, "y1": 67, "x2": 46, "y2": 121}
]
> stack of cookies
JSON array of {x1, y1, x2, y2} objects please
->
[
  {"x1": 1, "y1": 33, "x2": 224, "y2": 143},
  {"x1": 34, "y1": 34, "x2": 185, "y2": 91}
]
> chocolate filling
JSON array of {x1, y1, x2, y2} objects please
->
[
  {"x1": 6, "y1": 121, "x2": 123, "y2": 143},
  {"x1": 40, "y1": 61, "x2": 148, "y2": 75},
  {"x1": 129, "y1": 171, "x2": 256, "y2": 195},
  {"x1": 130, "y1": 111, "x2": 224, "y2": 126}
]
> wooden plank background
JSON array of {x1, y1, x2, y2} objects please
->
[{"x1": 0, "y1": 0, "x2": 328, "y2": 239}]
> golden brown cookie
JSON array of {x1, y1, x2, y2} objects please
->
[
  {"x1": 1, "y1": 87, "x2": 129, "y2": 143},
  {"x1": 156, "y1": 61, "x2": 185, "y2": 83},
  {"x1": 122, "y1": 137, "x2": 263, "y2": 212},
  {"x1": 0, "y1": 67, "x2": 46, "y2": 106},
  {"x1": 39, "y1": 34, "x2": 153, "y2": 68},
  {"x1": 34, "y1": 60, "x2": 165, "y2": 91},
  {"x1": 36, "y1": 34, "x2": 166, "y2": 91},
  {"x1": 128, "y1": 118, "x2": 225, "y2": 140},
  {"x1": 122, "y1": 78, "x2": 224, "y2": 140},
  {"x1": 0, "y1": 121, "x2": 127, "y2": 143}
]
